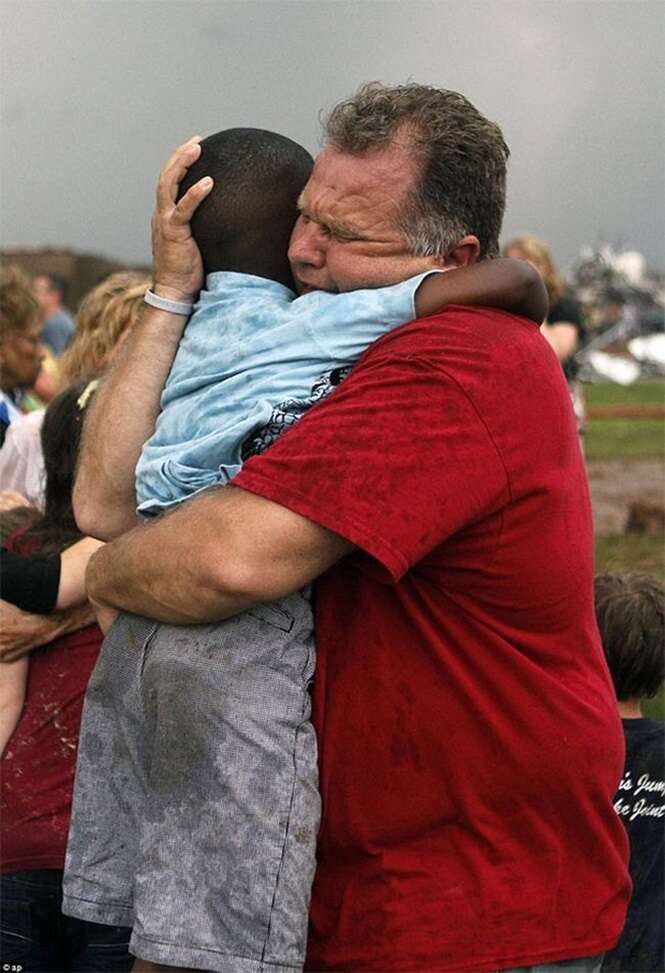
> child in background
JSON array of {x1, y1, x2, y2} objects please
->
[{"x1": 595, "y1": 572, "x2": 664, "y2": 973}]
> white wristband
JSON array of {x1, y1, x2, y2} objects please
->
[{"x1": 144, "y1": 288, "x2": 194, "y2": 316}]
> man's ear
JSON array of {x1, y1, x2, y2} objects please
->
[{"x1": 442, "y1": 235, "x2": 481, "y2": 268}]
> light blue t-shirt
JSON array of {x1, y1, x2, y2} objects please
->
[
  {"x1": 42, "y1": 309, "x2": 75, "y2": 357},
  {"x1": 135, "y1": 270, "x2": 435, "y2": 515}
]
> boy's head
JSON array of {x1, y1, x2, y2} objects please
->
[
  {"x1": 594, "y1": 572, "x2": 665, "y2": 703},
  {"x1": 178, "y1": 128, "x2": 314, "y2": 289}
]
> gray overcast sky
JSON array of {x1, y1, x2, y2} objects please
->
[{"x1": 1, "y1": 0, "x2": 663, "y2": 271}]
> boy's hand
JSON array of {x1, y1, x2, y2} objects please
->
[{"x1": 152, "y1": 136, "x2": 214, "y2": 303}]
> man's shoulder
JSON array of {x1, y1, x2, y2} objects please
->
[{"x1": 362, "y1": 304, "x2": 542, "y2": 365}]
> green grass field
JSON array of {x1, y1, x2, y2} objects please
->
[
  {"x1": 585, "y1": 380, "x2": 665, "y2": 409},
  {"x1": 584, "y1": 379, "x2": 665, "y2": 460},
  {"x1": 595, "y1": 534, "x2": 664, "y2": 579},
  {"x1": 587, "y1": 380, "x2": 664, "y2": 719}
]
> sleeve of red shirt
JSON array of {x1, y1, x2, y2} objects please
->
[{"x1": 234, "y1": 347, "x2": 510, "y2": 582}]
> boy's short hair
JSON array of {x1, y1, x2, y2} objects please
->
[
  {"x1": 177, "y1": 128, "x2": 314, "y2": 288},
  {"x1": 594, "y1": 572, "x2": 665, "y2": 700}
]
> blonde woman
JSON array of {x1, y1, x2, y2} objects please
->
[
  {"x1": 503, "y1": 235, "x2": 587, "y2": 434},
  {"x1": 0, "y1": 272, "x2": 150, "y2": 508},
  {"x1": 59, "y1": 272, "x2": 151, "y2": 385}
]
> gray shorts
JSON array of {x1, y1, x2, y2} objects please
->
[{"x1": 62, "y1": 593, "x2": 319, "y2": 973}]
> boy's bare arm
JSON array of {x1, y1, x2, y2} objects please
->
[{"x1": 415, "y1": 258, "x2": 548, "y2": 324}]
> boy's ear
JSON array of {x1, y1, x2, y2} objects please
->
[{"x1": 442, "y1": 235, "x2": 481, "y2": 269}]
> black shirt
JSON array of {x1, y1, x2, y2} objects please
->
[
  {"x1": 0, "y1": 546, "x2": 61, "y2": 614},
  {"x1": 603, "y1": 718, "x2": 665, "y2": 972},
  {"x1": 549, "y1": 292, "x2": 586, "y2": 381}
]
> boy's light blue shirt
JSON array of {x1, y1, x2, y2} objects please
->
[{"x1": 135, "y1": 270, "x2": 436, "y2": 515}]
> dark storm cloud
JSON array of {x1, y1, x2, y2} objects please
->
[{"x1": 1, "y1": 0, "x2": 663, "y2": 270}]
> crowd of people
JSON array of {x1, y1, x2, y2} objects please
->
[{"x1": 0, "y1": 81, "x2": 663, "y2": 973}]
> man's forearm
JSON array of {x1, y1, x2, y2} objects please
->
[
  {"x1": 86, "y1": 485, "x2": 353, "y2": 624},
  {"x1": 74, "y1": 303, "x2": 187, "y2": 540},
  {"x1": 86, "y1": 519, "x2": 254, "y2": 625}
]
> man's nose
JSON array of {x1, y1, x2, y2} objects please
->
[{"x1": 289, "y1": 219, "x2": 327, "y2": 268}]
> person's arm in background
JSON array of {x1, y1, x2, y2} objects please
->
[
  {"x1": 56, "y1": 537, "x2": 105, "y2": 608},
  {"x1": 416, "y1": 257, "x2": 548, "y2": 325},
  {"x1": 540, "y1": 321, "x2": 578, "y2": 363},
  {"x1": 541, "y1": 292, "x2": 585, "y2": 365},
  {"x1": 0, "y1": 491, "x2": 33, "y2": 513},
  {"x1": 0, "y1": 600, "x2": 94, "y2": 663},
  {"x1": 0, "y1": 536, "x2": 103, "y2": 660},
  {"x1": 73, "y1": 137, "x2": 213, "y2": 541},
  {"x1": 0, "y1": 538, "x2": 103, "y2": 747},
  {"x1": 1, "y1": 537, "x2": 104, "y2": 613},
  {"x1": 0, "y1": 656, "x2": 28, "y2": 756}
]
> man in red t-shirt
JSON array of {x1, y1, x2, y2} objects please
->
[{"x1": 73, "y1": 83, "x2": 629, "y2": 973}]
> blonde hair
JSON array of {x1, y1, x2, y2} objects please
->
[
  {"x1": 502, "y1": 235, "x2": 564, "y2": 307},
  {"x1": 60, "y1": 271, "x2": 150, "y2": 383}
]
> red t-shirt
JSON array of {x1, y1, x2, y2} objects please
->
[
  {"x1": 234, "y1": 306, "x2": 630, "y2": 972},
  {"x1": 1, "y1": 533, "x2": 103, "y2": 874}
]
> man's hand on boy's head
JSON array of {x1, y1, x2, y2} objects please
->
[{"x1": 152, "y1": 136, "x2": 214, "y2": 304}]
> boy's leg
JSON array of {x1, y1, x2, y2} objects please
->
[
  {"x1": 62, "y1": 613, "x2": 159, "y2": 928},
  {"x1": 127, "y1": 594, "x2": 320, "y2": 973}
]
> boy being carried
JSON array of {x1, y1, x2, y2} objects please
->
[{"x1": 64, "y1": 128, "x2": 547, "y2": 973}]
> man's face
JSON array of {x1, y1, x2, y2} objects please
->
[
  {"x1": 33, "y1": 276, "x2": 58, "y2": 316},
  {"x1": 0, "y1": 321, "x2": 44, "y2": 391},
  {"x1": 288, "y1": 145, "x2": 443, "y2": 294}
]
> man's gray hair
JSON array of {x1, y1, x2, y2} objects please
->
[{"x1": 323, "y1": 82, "x2": 509, "y2": 260}]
